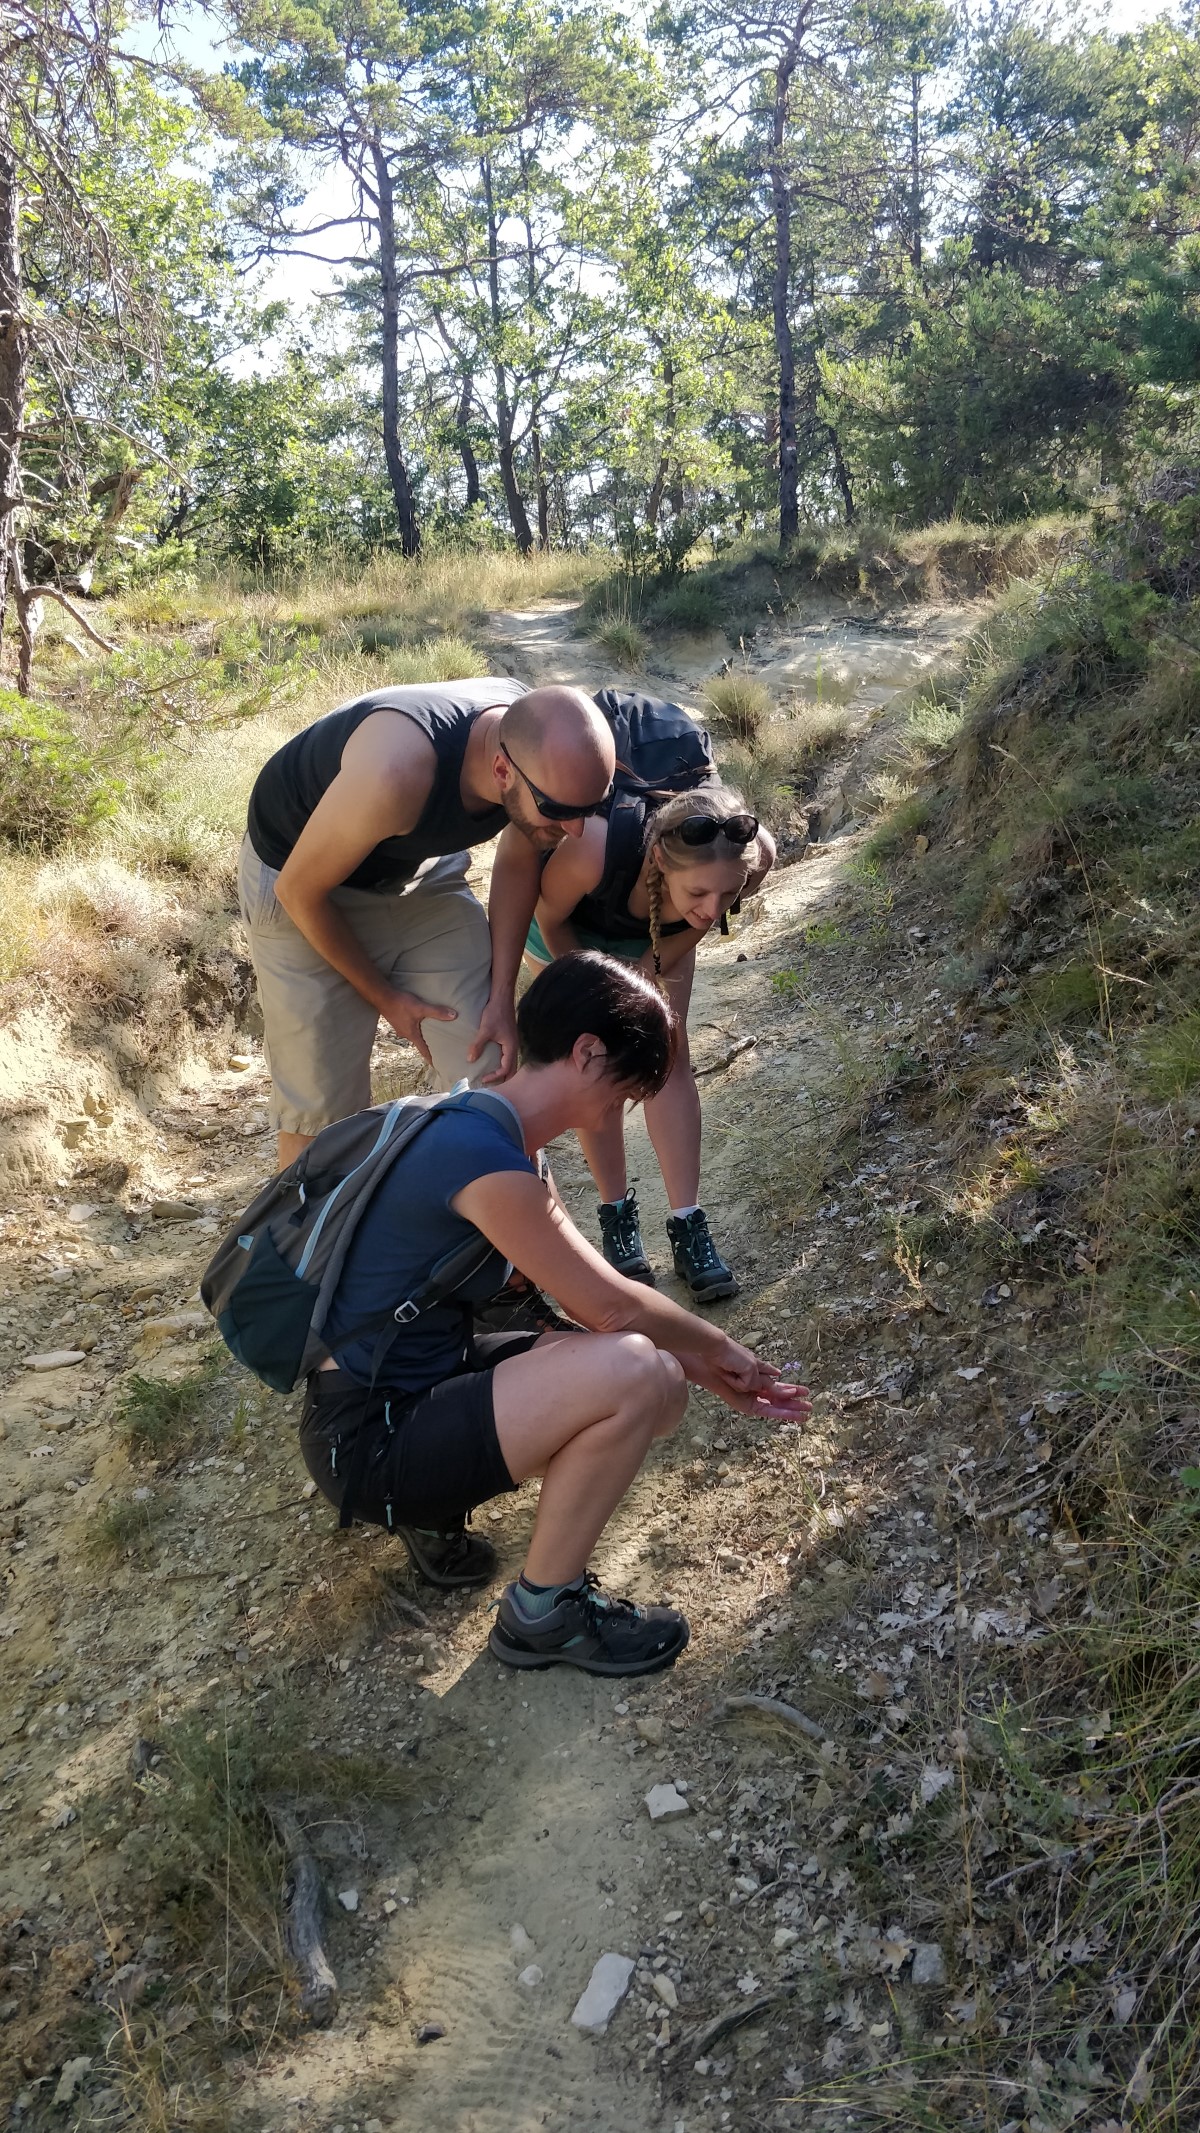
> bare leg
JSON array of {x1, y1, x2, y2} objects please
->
[
  {"x1": 277, "y1": 1131, "x2": 313, "y2": 1172},
  {"x1": 644, "y1": 954, "x2": 700, "y2": 1208},
  {"x1": 492, "y1": 1331, "x2": 687, "y2": 1586},
  {"x1": 576, "y1": 1114, "x2": 629, "y2": 1203}
]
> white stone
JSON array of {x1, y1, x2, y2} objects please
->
[
  {"x1": 652, "y1": 1973, "x2": 678, "y2": 2010},
  {"x1": 773, "y1": 1927, "x2": 801, "y2": 1951},
  {"x1": 911, "y1": 1943, "x2": 946, "y2": 1987},
  {"x1": 337, "y1": 1888, "x2": 359, "y2": 1913},
  {"x1": 509, "y1": 1923, "x2": 535, "y2": 1957},
  {"x1": 517, "y1": 1964, "x2": 544, "y2": 1989},
  {"x1": 53, "y1": 2058, "x2": 92, "y2": 2107},
  {"x1": 26, "y1": 1350, "x2": 86, "y2": 1372},
  {"x1": 645, "y1": 1783, "x2": 690, "y2": 1822},
  {"x1": 570, "y1": 1952, "x2": 635, "y2": 2033},
  {"x1": 68, "y1": 1203, "x2": 98, "y2": 1223}
]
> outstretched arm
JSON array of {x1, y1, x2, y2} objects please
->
[
  {"x1": 470, "y1": 827, "x2": 545, "y2": 1083},
  {"x1": 455, "y1": 1170, "x2": 810, "y2": 1422},
  {"x1": 533, "y1": 818, "x2": 608, "y2": 958}
]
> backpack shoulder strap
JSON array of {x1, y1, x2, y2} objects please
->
[{"x1": 589, "y1": 793, "x2": 647, "y2": 934}]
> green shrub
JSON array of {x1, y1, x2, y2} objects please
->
[
  {"x1": 119, "y1": 1363, "x2": 220, "y2": 1459},
  {"x1": 0, "y1": 689, "x2": 125, "y2": 849},
  {"x1": 703, "y1": 673, "x2": 771, "y2": 742},
  {"x1": 1139, "y1": 1013, "x2": 1200, "y2": 1099},
  {"x1": 650, "y1": 576, "x2": 724, "y2": 632},
  {"x1": 593, "y1": 618, "x2": 648, "y2": 667}
]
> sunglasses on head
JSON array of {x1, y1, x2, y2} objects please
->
[
  {"x1": 672, "y1": 811, "x2": 759, "y2": 848},
  {"x1": 500, "y1": 742, "x2": 613, "y2": 823}
]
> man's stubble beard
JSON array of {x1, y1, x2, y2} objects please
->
[{"x1": 502, "y1": 789, "x2": 563, "y2": 851}]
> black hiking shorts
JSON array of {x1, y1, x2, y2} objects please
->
[{"x1": 298, "y1": 1330, "x2": 540, "y2": 1530}]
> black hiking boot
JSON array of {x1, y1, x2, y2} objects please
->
[
  {"x1": 395, "y1": 1519, "x2": 497, "y2": 1589},
  {"x1": 666, "y1": 1208, "x2": 738, "y2": 1302},
  {"x1": 597, "y1": 1190, "x2": 655, "y2": 1285},
  {"x1": 488, "y1": 1572, "x2": 690, "y2": 1677}
]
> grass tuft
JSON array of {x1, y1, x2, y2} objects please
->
[
  {"x1": 703, "y1": 672, "x2": 772, "y2": 742},
  {"x1": 119, "y1": 1363, "x2": 221, "y2": 1460}
]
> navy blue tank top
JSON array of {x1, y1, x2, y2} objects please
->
[{"x1": 247, "y1": 678, "x2": 524, "y2": 890}]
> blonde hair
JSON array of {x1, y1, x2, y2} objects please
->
[{"x1": 642, "y1": 785, "x2": 763, "y2": 980}]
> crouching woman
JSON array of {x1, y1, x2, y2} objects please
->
[{"x1": 301, "y1": 951, "x2": 809, "y2": 1677}]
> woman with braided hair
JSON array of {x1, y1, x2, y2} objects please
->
[{"x1": 526, "y1": 784, "x2": 774, "y2": 1299}]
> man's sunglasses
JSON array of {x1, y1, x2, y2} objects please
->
[
  {"x1": 500, "y1": 742, "x2": 613, "y2": 823},
  {"x1": 672, "y1": 811, "x2": 759, "y2": 848}
]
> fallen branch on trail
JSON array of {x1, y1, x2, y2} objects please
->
[
  {"x1": 670, "y1": 1985, "x2": 795, "y2": 2064},
  {"x1": 694, "y1": 1034, "x2": 757, "y2": 1078},
  {"x1": 713, "y1": 1691, "x2": 827, "y2": 1743},
  {"x1": 267, "y1": 1805, "x2": 339, "y2": 2025}
]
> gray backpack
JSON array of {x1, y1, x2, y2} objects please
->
[{"x1": 200, "y1": 1087, "x2": 519, "y2": 1393}]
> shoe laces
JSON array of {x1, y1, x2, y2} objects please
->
[
  {"x1": 572, "y1": 1569, "x2": 642, "y2": 1637},
  {"x1": 679, "y1": 1210, "x2": 721, "y2": 1272},
  {"x1": 603, "y1": 1193, "x2": 643, "y2": 1260}
]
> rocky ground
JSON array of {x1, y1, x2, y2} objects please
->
[{"x1": 0, "y1": 599, "x2": 1128, "y2": 2133}]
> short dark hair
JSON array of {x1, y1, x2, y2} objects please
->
[{"x1": 517, "y1": 951, "x2": 676, "y2": 1097}]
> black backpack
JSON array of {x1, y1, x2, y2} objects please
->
[
  {"x1": 588, "y1": 689, "x2": 718, "y2": 937},
  {"x1": 200, "y1": 1087, "x2": 516, "y2": 1395}
]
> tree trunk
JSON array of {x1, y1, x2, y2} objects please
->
[
  {"x1": 0, "y1": 128, "x2": 29, "y2": 668},
  {"x1": 909, "y1": 70, "x2": 922, "y2": 275},
  {"x1": 770, "y1": 50, "x2": 801, "y2": 550},
  {"x1": 370, "y1": 139, "x2": 420, "y2": 558},
  {"x1": 455, "y1": 378, "x2": 481, "y2": 508},
  {"x1": 828, "y1": 425, "x2": 855, "y2": 524},
  {"x1": 483, "y1": 156, "x2": 533, "y2": 555},
  {"x1": 530, "y1": 423, "x2": 549, "y2": 549}
]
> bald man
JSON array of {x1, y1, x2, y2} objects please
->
[{"x1": 240, "y1": 677, "x2": 616, "y2": 1168}]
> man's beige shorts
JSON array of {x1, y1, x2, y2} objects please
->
[{"x1": 238, "y1": 837, "x2": 501, "y2": 1135}]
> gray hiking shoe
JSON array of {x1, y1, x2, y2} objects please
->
[
  {"x1": 395, "y1": 1520, "x2": 497, "y2": 1589},
  {"x1": 666, "y1": 1208, "x2": 738, "y2": 1302},
  {"x1": 597, "y1": 1189, "x2": 655, "y2": 1285},
  {"x1": 488, "y1": 1572, "x2": 690, "y2": 1676}
]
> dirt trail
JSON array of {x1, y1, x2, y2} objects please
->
[{"x1": 0, "y1": 593, "x2": 981, "y2": 2133}]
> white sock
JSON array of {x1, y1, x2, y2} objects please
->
[{"x1": 671, "y1": 1203, "x2": 700, "y2": 1221}]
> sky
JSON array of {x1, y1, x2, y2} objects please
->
[{"x1": 128, "y1": 0, "x2": 1184, "y2": 340}]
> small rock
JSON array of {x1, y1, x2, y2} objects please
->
[
  {"x1": 645, "y1": 1783, "x2": 690, "y2": 1822},
  {"x1": 67, "y1": 1203, "x2": 99, "y2": 1224},
  {"x1": 25, "y1": 1350, "x2": 86, "y2": 1372},
  {"x1": 651, "y1": 1973, "x2": 678, "y2": 2010},
  {"x1": 228, "y1": 1054, "x2": 253, "y2": 1071},
  {"x1": 365, "y1": 2120, "x2": 385, "y2": 2133},
  {"x1": 193, "y1": 1123, "x2": 222, "y2": 1141},
  {"x1": 150, "y1": 1200, "x2": 202, "y2": 1223},
  {"x1": 416, "y1": 2021, "x2": 446, "y2": 2044},
  {"x1": 53, "y1": 2057, "x2": 92, "y2": 2107},
  {"x1": 911, "y1": 1942, "x2": 946, "y2": 1987},
  {"x1": 40, "y1": 1414, "x2": 76, "y2": 1433},
  {"x1": 337, "y1": 1888, "x2": 359, "y2": 1913},
  {"x1": 301, "y1": 1478, "x2": 318, "y2": 1499},
  {"x1": 773, "y1": 1927, "x2": 800, "y2": 1951},
  {"x1": 517, "y1": 1964, "x2": 544, "y2": 1989},
  {"x1": 509, "y1": 1924, "x2": 535, "y2": 1958},
  {"x1": 571, "y1": 1952, "x2": 635, "y2": 2034},
  {"x1": 662, "y1": 1909, "x2": 683, "y2": 1924},
  {"x1": 139, "y1": 1311, "x2": 209, "y2": 1344},
  {"x1": 811, "y1": 1778, "x2": 835, "y2": 1813},
  {"x1": 635, "y1": 1716, "x2": 665, "y2": 1747}
]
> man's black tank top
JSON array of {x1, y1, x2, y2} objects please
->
[{"x1": 246, "y1": 678, "x2": 524, "y2": 890}]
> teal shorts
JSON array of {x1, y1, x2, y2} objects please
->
[{"x1": 525, "y1": 916, "x2": 650, "y2": 966}]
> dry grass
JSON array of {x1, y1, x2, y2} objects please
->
[{"x1": 717, "y1": 698, "x2": 850, "y2": 827}]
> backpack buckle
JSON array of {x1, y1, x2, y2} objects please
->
[{"x1": 393, "y1": 1300, "x2": 420, "y2": 1323}]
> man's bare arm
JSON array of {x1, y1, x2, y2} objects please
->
[
  {"x1": 272, "y1": 714, "x2": 454, "y2": 1063},
  {"x1": 469, "y1": 827, "x2": 546, "y2": 1081}
]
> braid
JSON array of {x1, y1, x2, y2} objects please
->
[{"x1": 646, "y1": 860, "x2": 667, "y2": 991}]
